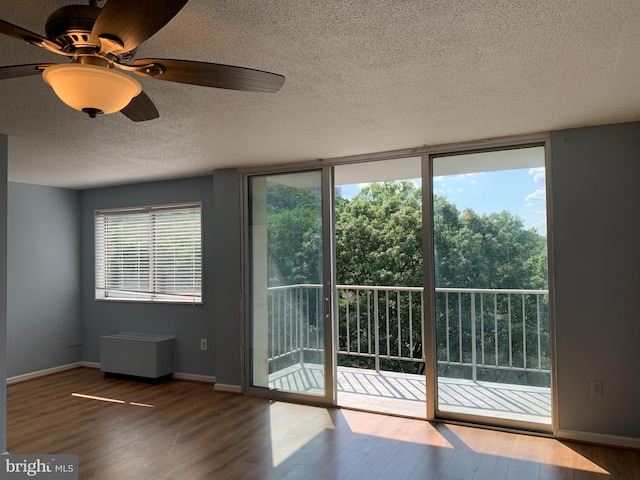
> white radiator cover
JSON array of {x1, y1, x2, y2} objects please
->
[{"x1": 100, "y1": 333, "x2": 175, "y2": 379}]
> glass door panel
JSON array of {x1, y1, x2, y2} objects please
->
[
  {"x1": 248, "y1": 170, "x2": 327, "y2": 398},
  {"x1": 333, "y1": 157, "x2": 425, "y2": 417},
  {"x1": 430, "y1": 146, "x2": 552, "y2": 429}
]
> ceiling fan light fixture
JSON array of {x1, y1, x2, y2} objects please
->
[{"x1": 42, "y1": 63, "x2": 141, "y2": 115}]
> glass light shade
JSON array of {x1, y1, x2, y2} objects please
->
[{"x1": 42, "y1": 63, "x2": 141, "y2": 115}]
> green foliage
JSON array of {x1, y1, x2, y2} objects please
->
[
  {"x1": 266, "y1": 178, "x2": 548, "y2": 290},
  {"x1": 432, "y1": 196, "x2": 548, "y2": 290},
  {"x1": 335, "y1": 181, "x2": 548, "y2": 290},
  {"x1": 336, "y1": 182, "x2": 423, "y2": 287},
  {"x1": 266, "y1": 183, "x2": 322, "y2": 287}
]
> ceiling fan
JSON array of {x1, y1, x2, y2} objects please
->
[{"x1": 0, "y1": 0, "x2": 285, "y2": 121}]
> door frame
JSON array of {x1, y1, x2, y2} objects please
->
[
  {"x1": 422, "y1": 138, "x2": 558, "y2": 433},
  {"x1": 241, "y1": 166, "x2": 336, "y2": 406}
]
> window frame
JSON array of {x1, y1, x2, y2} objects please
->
[{"x1": 94, "y1": 202, "x2": 203, "y2": 304}]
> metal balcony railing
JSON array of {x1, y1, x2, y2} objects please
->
[
  {"x1": 266, "y1": 284, "x2": 324, "y2": 367},
  {"x1": 266, "y1": 284, "x2": 550, "y2": 383}
]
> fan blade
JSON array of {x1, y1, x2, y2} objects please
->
[
  {"x1": 120, "y1": 90, "x2": 159, "y2": 122},
  {"x1": 0, "y1": 63, "x2": 56, "y2": 80},
  {"x1": 93, "y1": 0, "x2": 188, "y2": 53},
  {"x1": 0, "y1": 20, "x2": 63, "y2": 55},
  {"x1": 132, "y1": 59, "x2": 285, "y2": 93}
]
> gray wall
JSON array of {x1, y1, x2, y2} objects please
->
[
  {"x1": 212, "y1": 169, "x2": 242, "y2": 388},
  {"x1": 0, "y1": 135, "x2": 7, "y2": 453},
  {"x1": 551, "y1": 122, "x2": 640, "y2": 439},
  {"x1": 80, "y1": 176, "x2": 216, "y2": 376},
  {"x1": 7, "y1": 183, "x2": 82, "y2": 377}
]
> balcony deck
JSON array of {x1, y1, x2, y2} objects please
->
[
  {"x1": 338, "y1": 366, "x2": 551, "y2": 424},
  {"x1": 269, "y1": 364, "x2": 551, "y2": 425}
]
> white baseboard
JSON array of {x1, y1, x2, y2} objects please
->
[
  {"x1": 556, "y1": 428, "x2": 640, "y2": 450},
  {"x1": 84, "y1": 362, "x2": 216, "y2": 384},
  {"x1": 7, "y1": 362, "x2": 219, "y2": 387},
  {"x1": 173, "y1": 372, "x2": 216, "y2": 384},
  {"x1": 7, "y1": 362, "x2": 83, "y2": 385},
  {"x1": 213, "y1": 383, "x2": 242, "y2": 394}
]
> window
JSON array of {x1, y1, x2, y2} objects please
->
[{"x1": 95, "y1": 203, "x2": 202, "y2": 303}]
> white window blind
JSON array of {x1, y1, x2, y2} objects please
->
[{"x1": 95, "y1": 203, "x2": 202, "y2": 303}]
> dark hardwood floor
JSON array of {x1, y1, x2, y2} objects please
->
[{"x1": 6, "y1": 368, "x2": 640, "y2": 479}]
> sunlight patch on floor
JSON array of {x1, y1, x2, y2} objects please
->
[
  {"x1": 130, "y1": 402, "x2": 154, "y2": 408},
  {"x1": 449, "y1": 425, "x2": 610, "y2": 475},
  {"x1": 71, "y1": 393, "x2": 155, "y2": 408},
  {"x1": 341, "y1": 409, "x2": 454, "y2": 448},
  {"x1": 71, "y1": 393, "x2": 125, "y2": 404},
  {"x1": 268, "y1": 401, "x2": 336, "y2": 467}
]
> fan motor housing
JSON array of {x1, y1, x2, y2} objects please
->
[{"x1": 45, "y1": 5, "x2": 102, "y2": 52}]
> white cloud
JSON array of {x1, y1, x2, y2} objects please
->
[
  {"x1": 525, "y1": 188, "x2": 546, "y2": 204},
  {"x1": 529, "y1": 167, "x2": 545, "y2": 184}
]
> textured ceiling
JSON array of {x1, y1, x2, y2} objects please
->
[{"x1": 0, "y1": 0, "x2": 639, "y2": 189}]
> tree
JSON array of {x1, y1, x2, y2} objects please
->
[
  {"x1": 266, "y1": 183, "x2": 322, "y2": 286},
  {"x1": 433, "y1": 199, "x2": 548, "y2": 290},
  {"x1": 336, "y1": 183, "x2": 547, "y2": 290},
  {"x1": 336, "y1": 181, "x2": 422, "y2": 287}
]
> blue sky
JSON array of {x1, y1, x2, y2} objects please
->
[
  {"x1": 434, "y1": 167, "x2": 547, "y2": 235},
  {"x1": 337, "y1": 167, "x2": 547, "y2": 235}
]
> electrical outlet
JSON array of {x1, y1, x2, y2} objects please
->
[
  {"x1": 591, "y1": 380, "x2": 603, "y2": 398},
  {"x1": 200, "y1": 339, "x2": 208, "y2": 351}
]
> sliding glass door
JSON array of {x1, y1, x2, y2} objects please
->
[
  {"x1": 428, "y1": 145, "x2": 552, "y2": 430},
  {"x1": 247, "y1": 169, "x2": 334, "y2": 403},
  {"x1": 243, "y1": 142, "x2": 553, "y2": 432}
]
